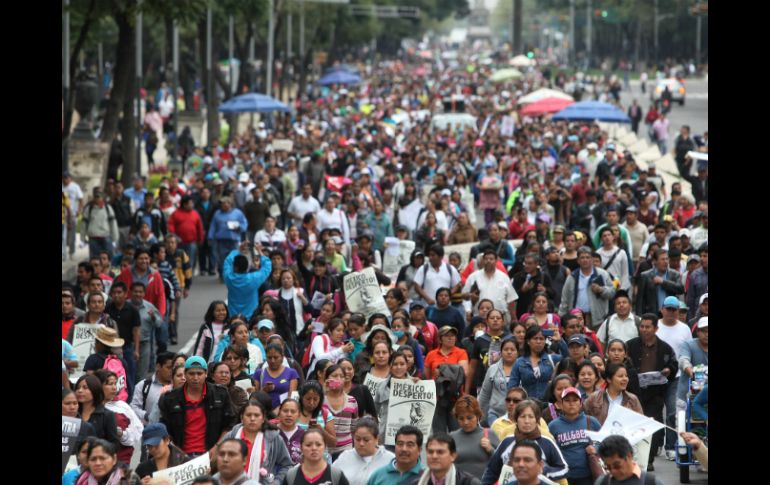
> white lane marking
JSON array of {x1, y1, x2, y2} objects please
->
[{"x1": 179, "y1": 333, "x2": 198, "y2": 355}]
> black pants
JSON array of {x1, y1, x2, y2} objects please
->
[
  {"x1": 432, "y1": 401, "x2": 459, "y2": 433},
  {"x1": 198, "y1": 239, "x2": 215, "y2": 274},
  {"x1": 639, "y1": 391, "x2": 665, "y2": 465}
]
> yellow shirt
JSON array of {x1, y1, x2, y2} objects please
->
[{"x1": 491, "y1": 415, "x2": 553, "y2": 441}]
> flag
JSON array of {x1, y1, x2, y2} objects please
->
[{"x1": 587, "y1": 406, "x2": 665, "y2": 446}]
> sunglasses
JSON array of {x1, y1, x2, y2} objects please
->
[{"x1": 506, "y1": 398, "x2": 523, "y2": 403}]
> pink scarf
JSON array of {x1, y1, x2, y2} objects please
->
[{"x1": 75, "y1": 469, "x2": 123, "y2": 485}]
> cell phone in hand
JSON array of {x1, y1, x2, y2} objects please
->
[{"x1": 542, "y1": 329, "x2": 555, "y2": 337}]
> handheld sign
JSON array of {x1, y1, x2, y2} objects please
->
[
  {"x1": 385, "y1": 379, "x2": 437, "y2": 445},
  {"x1": 152, "y1": 453, "x2": 211, "y2": 485}
]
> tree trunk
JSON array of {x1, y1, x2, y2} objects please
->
[
  {"x1": 64, "y1": 0, "x2": 98, "y2": 139},
  {"x1": 120, "y1": 87, "x2": 137, "y2": 185},
  {"x1": 513, "y1": 0, "x2": 523, "y2": 54},
  {"x1": 101, "y1": 7, "x2": 135, "y2": 168},
  {"x1": 199, "y1": 19, "x2": 220, "y2": 147}
]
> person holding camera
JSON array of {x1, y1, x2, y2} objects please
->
[{"x1": 222, "y1": 241, "x2": 273, "y2": 321}]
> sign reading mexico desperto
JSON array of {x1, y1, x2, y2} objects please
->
[
  {"x1": 152, "y1": 453, "x2": 211, "y2": 485},
  {"x1": 343, "y1": 267, "x2": 389, "y2": 319},
  {"x1": 385, "y1": 378, "x2": 437, "y2": 445}
]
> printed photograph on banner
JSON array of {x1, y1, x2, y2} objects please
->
[
  {"x1": 382, "y1": 239, "x2": 415, "y2": 279},
  {"x1": 385, "y1": 379, "x2": 437, "y2": 445},
  {"x1": 152, "y1": 452, "x2": 211, "y2": 485},
  {"x1": 343, "y1": 267, "x2": 389, "y2": 319}
]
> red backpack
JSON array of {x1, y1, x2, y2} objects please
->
[
  {"x1": 103, "y1": 354, "x2": 129, "y2": 402},
  {"x1": 301, "y1": 334, "x2": 330, "y2": 371}
]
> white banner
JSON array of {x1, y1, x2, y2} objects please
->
[
  {"x1": 385, "y1": 379, "x2": 437, "y2": 445},
  {"x1": 443, "y1": 242, "x2": 477, "y2": 269},
  {"x1": 343, "y1": 267, "x2": 389, "y2": 320},
  {"x1": 498, "y1": 465, "x2": 514, "y2": 485},
  {"x1": 398, "y1": 199, "x2": 424, "y2": 234},
  {"x1": 382, "y1": 239, "x2": 416, "y2": 279},
  {"x1": 273, "y1": 139, "x2": 294, "y2": 152},
  {"x1": 501, "y1": 116, "x2": 515, "y2": 137},
  {"x1": 72, "y1": 323, "x2": 101, "y2": 378},
  {"x1": 363, "y1": 373, "x2": 386, "y2": 400},
  {"x1": 153, "y1": 453, "x2": 211, "y2": 485}
]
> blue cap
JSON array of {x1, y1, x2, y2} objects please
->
[
  {"x1": 567, "y1": 334, "x2": 587, "y2": 346},
  {"x1": 606, "y1": 144, "x2": 616, "y2": 151},
  {"x1": 257, "y1": 319, "x2": 274, "y2": 330},
  {"x1": 662, "y1": 296, "x2": 680, "y2": 309},
  {"x1": 185, "y1": 356, "x2": 208, "y2": 370},
  {"x1": 568, "y1": 135, "x2": 579, "y2": 142},
  {"x1": 142, "y1": 423, "x2": 169, "y2": 446}
]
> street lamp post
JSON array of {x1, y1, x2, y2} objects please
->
[
  {"x1": 136, "y1": 0, "x2": 143, "y2": 177},
  {"x1": 267, "y1": 0, "x2": 275, "y2": 97},
  {"x1": 172, "y1": 21, "x2": 180, "y2": 165},
  {"x1": 63, "y1": 0, "x2": 70, "y2": 172},
  {"x1": 586, "y1": 0, "x2": 592, "y2": 69},
  {"x1": 569, "y1": 0, "x2": 575, "y2": 66}
]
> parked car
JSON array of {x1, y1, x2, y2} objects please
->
[{"x1": 652, "y1": 78, "x2": 686, "y2": 106}]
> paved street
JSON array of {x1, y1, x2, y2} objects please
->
[{"x1": 621, "y1": 78, "x2": 708, "y2": 137}]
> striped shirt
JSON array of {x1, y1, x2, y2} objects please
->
[{"x1": 323, "y1": 394, "x2": 359, "y2": 455}]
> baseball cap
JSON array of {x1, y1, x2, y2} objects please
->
[
  {"x1": 625, "y1": 206, "x2": 638, "y2": 213},
  {"x1": 438, "y1": 326, "x2": 459, "y2": 337},
  {"x1": 699, "y1": 293, "x2": 708, "y2": 305},
  {"x1": 679, "y1": 301, "x2": 689, "y2": 310},
  {"x1": 537, "y1": 213, "x2": 552, "y2": 224},
  {"x1": 567, "y1": 135, "x2": 579, "y2": 142},
  {"x1": 257, "y1": 319, "x2": 275, "y2": 331},
  {"x1": 239, "y1": 173, "x2": 250, "y2": 183},
  {"x1": 567, "y1": 334, "x2": 587, "y2": 346},
  {"x1": 185, "y1": 356, "x2": 208, "y2": 370},
  {"x1": 697, "y1": 317, "x2": 708, "y2": 329},
  {"x1": 587, "y1": 142, "x2": 598, "y2": 150},
  {"x1": 605, "y1": 144, "x2": 616, "y2": 151},
  {"x1": 561, "y1": 386, "x2": 582, "y2": 400},
  {"x1": 441, "y1": 188, "x2": 452, "y2": 197},
  {"x1": 688, "y1": 254, "x2": 701, "y2": 263},
  {"x1": 662, "y1": 296, "x2": 680, "y2": 309},
  {"x1": 410, "y1": 302, "x2": 426, "y2": 311},
  {"x1": 142, "y1": 423, "x2": 169, "y2": 446}
]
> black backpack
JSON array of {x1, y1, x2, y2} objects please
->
[{"x1": 435, "y1": 364, "x2": 465, "y2": 406}]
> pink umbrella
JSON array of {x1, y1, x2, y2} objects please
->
[{"x1": 519, "y1": 97, "x2": 575, "y2": 117}]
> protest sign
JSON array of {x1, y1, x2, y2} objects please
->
[
  {"x1": 385, "y1": 379, "x2": 437, "y2": 445},
  {"x1": 72, "y1": 323, "x2": 101, "y2": 378},
  {"x1": 273, "y1": 139, "x2": 294, "y2": 152},
  {"x1": 343, "y1": 267, "x2": 389, "y2": 320},
  {"x1": 501, "y1": 116, "x2": 515, "y2": 137},
  {"x1": 153, "y1": 453, "x2": 211, "y2": 485},
  {"x1": 586, "y1": 406, "x2": 662, "y2": 469},
  {"x1": 398, "y1": 199, "x2": 424, "y2": 234},
  {"x1": 498, "y1": 465, "x2": 514, "y2": 485},
  {"x1": 382, "y1": 239, "x2": 416, "y2": 278},
  {"x1": 62, "y1": 416, "x2": 82, "y2": 474},
  {"x1": 363, "y1": 373, "x2": 386, "y2": 400}
]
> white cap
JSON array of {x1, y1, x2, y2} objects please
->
[
  {"x1": 699, "y1": 293, "x2": 708, "y2": 305},
  {"x1": 238, "y1": 173, "x2": 250, "y2": 183},
  {"x1": 587, "y1": 142, "x2": 598, "y2": 150},
  {"x1": 203, "y1": 156, "x2": 214, "y2": 165},
  {"x1": 697, "y1": 317, "x2": 708, "y2": 329}
]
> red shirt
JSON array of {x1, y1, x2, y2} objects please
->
[
  {"x1": 241, "y1": 434, "x2": 266, "y2": 471},
  {"x1": 62, "y1": 318, "x2": 75, "y2": 340},
  {"x1": 183, "y1": 384, "x2": 208, "y2": 454},
  {"x1": 424, "y1": 346, "x2": 468, "y2": 376}
]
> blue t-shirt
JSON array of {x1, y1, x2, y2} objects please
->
[
  {"x1": 254, "y1": 366, "x2": 300, "y2": 409},
  {"x1": 548, "y1": 412, "x2": 601, "y2": 479}
]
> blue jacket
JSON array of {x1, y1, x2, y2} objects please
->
[
  {"x1": 481, "y1": 435, "x2": 569, "y2": 485},
  {"x1": 508, "y1": 353, "x2": 562, "y2": 401},
  {"x1": 208, "y1": 208, "x2": 248, "y2": 241},
  {"x1": 547, "y1": 412, "x2": 601, "y2": 479},
  {"x1": 223, "y1": 250, "x2": 272, "y2": 319}
]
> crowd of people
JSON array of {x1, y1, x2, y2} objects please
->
[{"x1": 62, "y1": 45, "x2": 708, "y2": 485}]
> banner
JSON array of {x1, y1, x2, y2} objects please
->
[
  {"x1": 153, "y1": 453, "x2": 211, "y2": 485},
  {"x1": 501, "y1": 116, "x2": 515, "y2": 137},
  {"x1": 363, "y1": 373, "x2": 386, "y2": 400},
  {"x1": 72, "y1": 323, "x2": 101, "y2": 378},
  {"x1": 62, "y1": 416, "x2": 82, "y2": 474},
  {"x1": 382, "y1": 239, "x2": 416, "y2": 279},
  {"x1": 343, "y1": 267, "x2": 389, "y2": 320},
  {"x1": 443, "y1": 242, "x2": 477, "y2": 269},
  {"x1": 586, "y1": 406, "x2": 663, "y2": 467},
  {"x1": 385, "y1": 379, "x2": 437, "y2": 445},
  {"x1": 273, "y1": 139, "x2": 294, "y2": 152},
  {"x1": 398, "y1": 199, "x2": 424, "y2": 234},
  {"x1": 498, "y1": 465, "x2": 514, "y2": 485}
]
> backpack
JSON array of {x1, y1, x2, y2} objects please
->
[
  {"x1": 435, "y1": 364, "x2": 465, "y2": 406},
  {"x1": 140, "y1": 372, "x2": 155, "y2": 410},
  {"x1": 602, "y1": 314, "x2": 642, "y2": 346},
  {"x1": 302, "y1": 334, "x2": 330, "y2": 371},
  {"x1": 420, "y1": 262, "x2": 455, "y2": 293},
  {"x1": 286, "y1": 464, "x2": 342, "y2": 485},
  {"x1": 103, "y1": 354, "x2": 129, "y2": 402}
]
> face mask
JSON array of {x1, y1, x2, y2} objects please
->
[
  {"x1": 393, "y1": 330, "x2": 405, "y2": 339},
  {"x1": 475, "y1": 330, "x2": 486, "y2": 339},
  {"x1": 327, "y1": 378, "x2": 343, "y2": 391}
]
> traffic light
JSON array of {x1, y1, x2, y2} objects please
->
[
  {"x1": 527, "y1": 51, "x2": 534, "y2": 59},
  {"x1": 601, "y1": 10, "x2": 608, "y2": 18},
  {"x1": 594, "y1": 9, "x2": 601, "y2": 18}
]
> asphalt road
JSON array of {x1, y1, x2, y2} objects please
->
[{"x1": 620, "y1": 78, "x2": 709, "y2": 137}]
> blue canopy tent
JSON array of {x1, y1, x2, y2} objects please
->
[
  {"x1": 317, "y1": 70, "x2": 361, "y2": 86},
  {"x1": 551, "y1": 100, "x2": 631, "y2": 123},
  {"x1": 218, "y1": 93, "x2": 290, "y2": 113},
  {"x1": 324, "y1": 64, "x2": 360, "y2": 76}
]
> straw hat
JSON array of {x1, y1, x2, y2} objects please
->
[{"x1": 95, "y1": 325, "x2": 125, "y2": 348}]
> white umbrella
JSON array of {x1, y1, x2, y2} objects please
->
[
  {"x1": 509, "y1": 55, "x2": 536, "y2": 67},
  {"x1": 518, "y1": 88, "x2": 574, "y2": 105}
]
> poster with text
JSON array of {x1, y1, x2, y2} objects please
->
[
  {"x1": 343, "y1": 267, "x2": 389, "y2": 320},
  {"x1": 62, "y1": 416, "x2": 82, "y2": 474},
  {"x1": 382, "y1": 239, "x2": 416, "y2": 279},
  {"x1": 72, "y1": 323, "x2": 102, "y2": 378},
  {"x1": 385, "y1": 379, "x2": 437, "y2": 445},
  {"x1": 153, "y1": 453, "x2": 211, "y2": 485},
  {"x1": 363, "y1": 373, "x2": 386, "y2": 401}
]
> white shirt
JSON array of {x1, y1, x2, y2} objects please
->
[
  {"x1": 287, "y1": 195, "x2": 322, "y2": 223},
  {"x1": 463, "y1": 269, "x2": 519, "y2": 319},
  {"x1": 596, "y1": 313, "x2": 639, "y2": 345},
  {"x1": 413, "y1": 262, "x2": 461, "y2": 305},
  {"x1": 255, "y1": 228, "x2": 286, "y2": 248},
  {"x1": 62, "y1": 181, "x2": 84, "y2": 215},
  {"x1": 335, "y1": 446, "x2": 395, "y2": 485},
  {"x1": 316, "y1": 207, "x2": 351, "y2": 244},
  {"x1": 656, "y1": 320, "x2": 692, "y2": 378}
]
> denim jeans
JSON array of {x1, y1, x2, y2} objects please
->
[
  {"x1": 88, "y1": 237, "x2": 114, "y2": 260},
  {"x1": 121, "y1": 344, "x2": 137, "y2": 397},
  {"x1": 180, "y1": 242, "x2": 198, "y2": 274},
  {"x1": 137, "y1": 339, "x2": 155, "y2": 382},
  {"x1": 199, "y1": 239, "x2": 215, "y2": 274},
  {"x1": 215, "y1": 239, "x2": 239, "y2": 279},
  {"x1": 664, "y1": 377, "x2": 679, "y2": 450}
]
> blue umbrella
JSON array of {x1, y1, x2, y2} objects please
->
[
  {"x1": 551, "y1": 100, "x2": 631, "y2": 123},
  {"x1": 317, "y1": 70, "x2": 361, "y2": 86},
  {"x1": 218, "y1": 93, "x2": 290, "y2": 113},
  {"x1": 324, "y1": 63, "x2": 359, "y2": 76}
]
